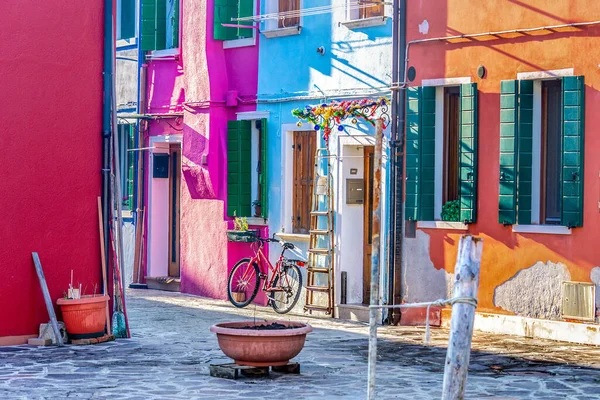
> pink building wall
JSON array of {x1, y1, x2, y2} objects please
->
[
  {"x1": 0, "y1": 0, "x2": 103, "y2": 342},
  {"x1": 143, "y1": 0, "x2": 265, "y2": 301}
]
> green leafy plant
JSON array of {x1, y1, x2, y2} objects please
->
[
  {"x1": 233, "y1": 216, "x2": 249, "y2": 232},
  {"x1": 441, "y1": 200, "x2": 460, "y2": 222}
]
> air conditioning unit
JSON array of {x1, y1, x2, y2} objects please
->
[{"x1": 561, "y1": 281, "x2": 596, "y2": 322}]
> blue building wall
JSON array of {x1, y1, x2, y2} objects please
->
[{"x1": 257, "y1": 0, "x2": 393, "y2": 311}]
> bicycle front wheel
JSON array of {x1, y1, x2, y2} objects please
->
[
  {"x1": 228, "y1": 258, "x2": 260, "y2": 308},
  {"x1": 270, "y1": 264, "x2": 303, "y2": 314}
]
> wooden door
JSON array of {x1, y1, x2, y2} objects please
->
[
  {"x1": 168, "y1": 144, "x2": 181, "y2": 277},
  {"x1": 292, "y1": 131, "x2": 316, "y2": 234},
  {"x1": 363, "y1": 146, "x2": 375, "y2": 304}
]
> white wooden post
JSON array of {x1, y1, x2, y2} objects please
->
[
  {"x1": 441, "y1": 235, "x2": 483, "y2": 400},
  {"x1": 367, "y1": 119, "x2": 384, "y2": 400}
]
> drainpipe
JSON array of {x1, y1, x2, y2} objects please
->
[
  {"x1": 386, "y1": 0, "x2": 406, "y2": 325},
  {"x1": 102, "y1": 0, "x2": 114, "y2": 291}
]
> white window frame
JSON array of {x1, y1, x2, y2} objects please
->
[
  {"x1": 116, "y1": 0, "x2": 139, "y2": 47},
  {"x1": 261, "y1": 0, "x2": 302, "y2": 38},
  {"x1": 512, "y1": 68, "x2": 574, "y2": 233},
  {"x1": 343, "y1": 0, "x2": 390, "y2": 25},
  {"x1": 224, "y1": 0, "x2": 259, "y2": 49}
]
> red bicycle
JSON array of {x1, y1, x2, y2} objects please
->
[{"x1": 227, "y1": 235, "x2": 305, "y2": 314}]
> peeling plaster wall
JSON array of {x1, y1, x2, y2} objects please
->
[
  {"x1": 494, "y1": 261, "x2": 571, "y2": 320},
  {"x1": 402, "y1": 230, "x2": 453, "y2": 303},
  {"x1": 401, "y1": 0, "x2": 600, "y2": 325}
]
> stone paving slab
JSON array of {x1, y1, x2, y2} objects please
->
[{"x1": 1, "y1": 289, "x2": 600, "y2": 399}]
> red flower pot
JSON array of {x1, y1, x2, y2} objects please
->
[
  {"x1": 210, "y1": 320, "x2": 312, "y2": 366},
  {"x1": 57, "y1": 295, "x2": 109, "y2": 340}
]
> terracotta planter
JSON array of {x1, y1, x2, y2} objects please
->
[
  {"x1": 57, "y1": 295, "x2": 109, "y2": 339},
  {"x1": 210, "y1": 320, "x2": 312, "y2": 366}
]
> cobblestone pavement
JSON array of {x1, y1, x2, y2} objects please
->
[{"x1": 2, "y1": 289, "x2": 600, "y2": 399}]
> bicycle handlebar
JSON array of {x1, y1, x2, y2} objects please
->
[{"x1": 256, "y1": 236, "x2": 295, "y2": 250}]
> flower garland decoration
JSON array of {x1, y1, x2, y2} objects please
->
[{"x1": 292, "y1": 97, "x2": 389, "y2": 144}]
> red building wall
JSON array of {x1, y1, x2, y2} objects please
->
[
  {"x1": 0, "y1": 0, "x2": 104, "y2": 342},
  {"x1": 403, "y1": 0, "x2": 600, "y2": 321}
]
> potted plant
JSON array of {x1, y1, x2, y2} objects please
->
[
  {"x1": 57, "y1": 292, "x2": 109, "y2": 340},
  {"x1": 252, "y1": 200, "x2": 262, "y2": 217},
  {"x1": 441, "y1": 200, "x2": 460, "y2": 222},
  {"x1": 210, "y1": 320, "x2": 312, "y2": 366},
  {"x1": 226, "y1": 216, "x2": 259, "y2": 242}
]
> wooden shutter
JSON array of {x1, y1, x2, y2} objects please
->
[
  {"x1": 360, "y1": 0, "x2": 384, "y2": 19},
  {"x1": 404, "y1": 86, "x2": 434, "y2": 221},
  {"x1": 498, "y1": 80, "x2": 518, "y2": 225},
  {"x1": 227, "y1": 120, "x2": 252, "y2": 217},
  {"x1": 214, "y1": 0, "x2": 238, "y2": 41},
  {"x1": 278, "y1": 0, "x2": 300, "y2": 28},
  {"x1": 293, "y1": 131, "x2": 316, "y2": 233},
  {"x1": 126, "y1": 125, "x2": 136, "y2": 210},
  {"x1": 515, "y1": 80, "x2": 534, "y2": 224},
  {"x1": 259, "y1": 118, "x2": 268, "y2": 218},
  {"x1": 458, "y1": 83, "x2": 478, "y2": 223},
  {"x1": 561, "y1": 76, "x2": 585, "y2": 228},
  {"x1": 120, "y1": 0, "x2": 136, "y2": 40},
  {"x1": 405, "y1": 87, "x2": 421, "y2": 221},
  {"x1": 141, "y1": 0, "x2": 166, "y2": 51},
  {"x1": 237, "y1": 0, "x2": 254, "y2": 38},
  {"x1": 171, "y1": 0, "x2": 180, "y2": 48}
]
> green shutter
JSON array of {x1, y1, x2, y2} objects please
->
[
  {"x1": 404, "y1": 86, "x2": 434, "y2": 221},
  {"x1": 260, "y1": 118, "x2": 268, "y2": 218},
  {"x1": 120, "y1": 0, "x2": 136, "y2": 40},
  {"x1": 171, "y1": 0, "x2": 180, "y2": 48},
  {"x1": 214, "y1": 0, "x2": 238, "y2": 41},
  {"x1": 517, "y1": 80, "x2": 534, "y2": 224},
  {"x1": 561, "y1": 76, "x2": 585, "y2": 228},
  {"x1": 237, "y1": 0, "x2": 254, "y2": 39},
  {"x1": 127, "y1": 125, "x2": 135, "y2": 210},
  {"x1": 420, "y1": 87, "x2": 436, "y2": 221},
  {"x1": 405, "y1": 87, "x2": 421, "y2": 221},
  {"x1": 498, "y1": 80, "x2": 518, "y2": 225},
  {"x1": 227, "y1": 120, "x2": 252, "y2": 217},
  {"x1": 458, "y1": 83, "x2": 478, "y2": 223},
  {"x1": 141, "y1": 0, "x2": 166, "y2": 51}
]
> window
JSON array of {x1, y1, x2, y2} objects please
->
[
  {"x1": 141, "y1": 0, "x2": 180, "y2": 51},
  {"x1": 292, "y1": 131, "x2": 316, "y2": 234},
  {"x1": 498, "y1": 76, "x2": 585, "y2": 228},
  {"x1": 117, "y1": 124, "x2": 136, "y2": 213},
  {"x1": 405, "y1": 83, "x2": 478, "y2": 224},
  {"x1": 117, "y1": 0, "x2": 137, "y2": 40},
  {"x1": 359, "y1": 0, "x2": 384, "y2": 19},
  {"x1": 278, "y1": 0, "x2": 300, "y2": 28},
  {"x1": 214, "y1": 0, "x2": 254, "y2": 41},
  {"x1": 227, "y1": 119, "x2": 268, "y2": 218}
]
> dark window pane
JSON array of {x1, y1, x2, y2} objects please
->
[
  {"x1": 542, "y1": 80, "x2": 561, "y2": 224},
  {"x1": 444, "y1": 86, "x2": 460, "y2": 203}
]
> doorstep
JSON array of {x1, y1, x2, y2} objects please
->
[
  {"x1": 145, "y1": 276, "x2": 181, "y2": 292},
  {"x1": 335, "y1": 304, "x2": 381, "y2": 323}
]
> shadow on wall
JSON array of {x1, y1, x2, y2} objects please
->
[{"x1": 147, "y1": 61, "x2": 185, "y2": 114}]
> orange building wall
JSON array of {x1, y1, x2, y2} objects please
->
[{"x1": 402, "y1": 0, "x2": 600, "y2": 318}]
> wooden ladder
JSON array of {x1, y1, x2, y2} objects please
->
[{"x1": 304, "y1": 148, "x2": 335, "y2": 316}]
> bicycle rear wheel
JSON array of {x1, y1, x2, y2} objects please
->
[
  {"x1": 270, "y1": 264, "x2": 302, "y2": 314},
  {"x1": 228, "y1": 258, "x2": 260, "y2": 308}
]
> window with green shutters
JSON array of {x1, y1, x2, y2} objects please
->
[
  {"x1": 404, "y1": 84, "x2": 479, "y2": 224},
  {"x1": 118, "y1": 0, "x2": 136, "y2": 40},
  {"x1": 497, "y1": 76, "x2": 585, "y2": 228},
  {"x1": 214, "y1": 0, "x2": 254, "y2": 41},
  {"x1": 141, "y1": 0, "x2": 180, "y2": 51},
  {"x1": 118, "y1": 124, "x2": 136, "y2": 213},
  {"x1": 227, "y1": 119, "x2": 268, "y2": 218}
]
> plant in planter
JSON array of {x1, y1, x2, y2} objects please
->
[
  {"x1": 227, "y1": 215, "x2": 259, "y2": 242},
  {"x1": 251, "y1": 200, "x2": 262, "y2": 217},
  {"x1": 441, "y1": 200, "x2": 460, "y2": 222}
]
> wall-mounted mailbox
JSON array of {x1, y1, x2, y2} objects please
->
[
  {"x1": 346, "y1": 179, "x2": 364, "y2": 204},
  {"x1": 153, "y1": 153, "x2": 170, "y2": 178}
]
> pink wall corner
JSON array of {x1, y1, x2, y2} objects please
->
[{"x1": 146, "y1": 59, "x2": 185, "y2": 114}]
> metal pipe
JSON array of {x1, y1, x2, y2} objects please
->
[
  {"x1": 101, "y1": 0, "x2": 113, "y2": 300},
  {"x1": 391, "y1": 0, "x2": 407, "y2": 325},
  {"x1": 367, "y1": 119, "x2": 384, "y2": 400}
]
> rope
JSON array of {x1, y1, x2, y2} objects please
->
[{"x1": 369, "y1": 296, "x2": 478, "y2": 345}]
